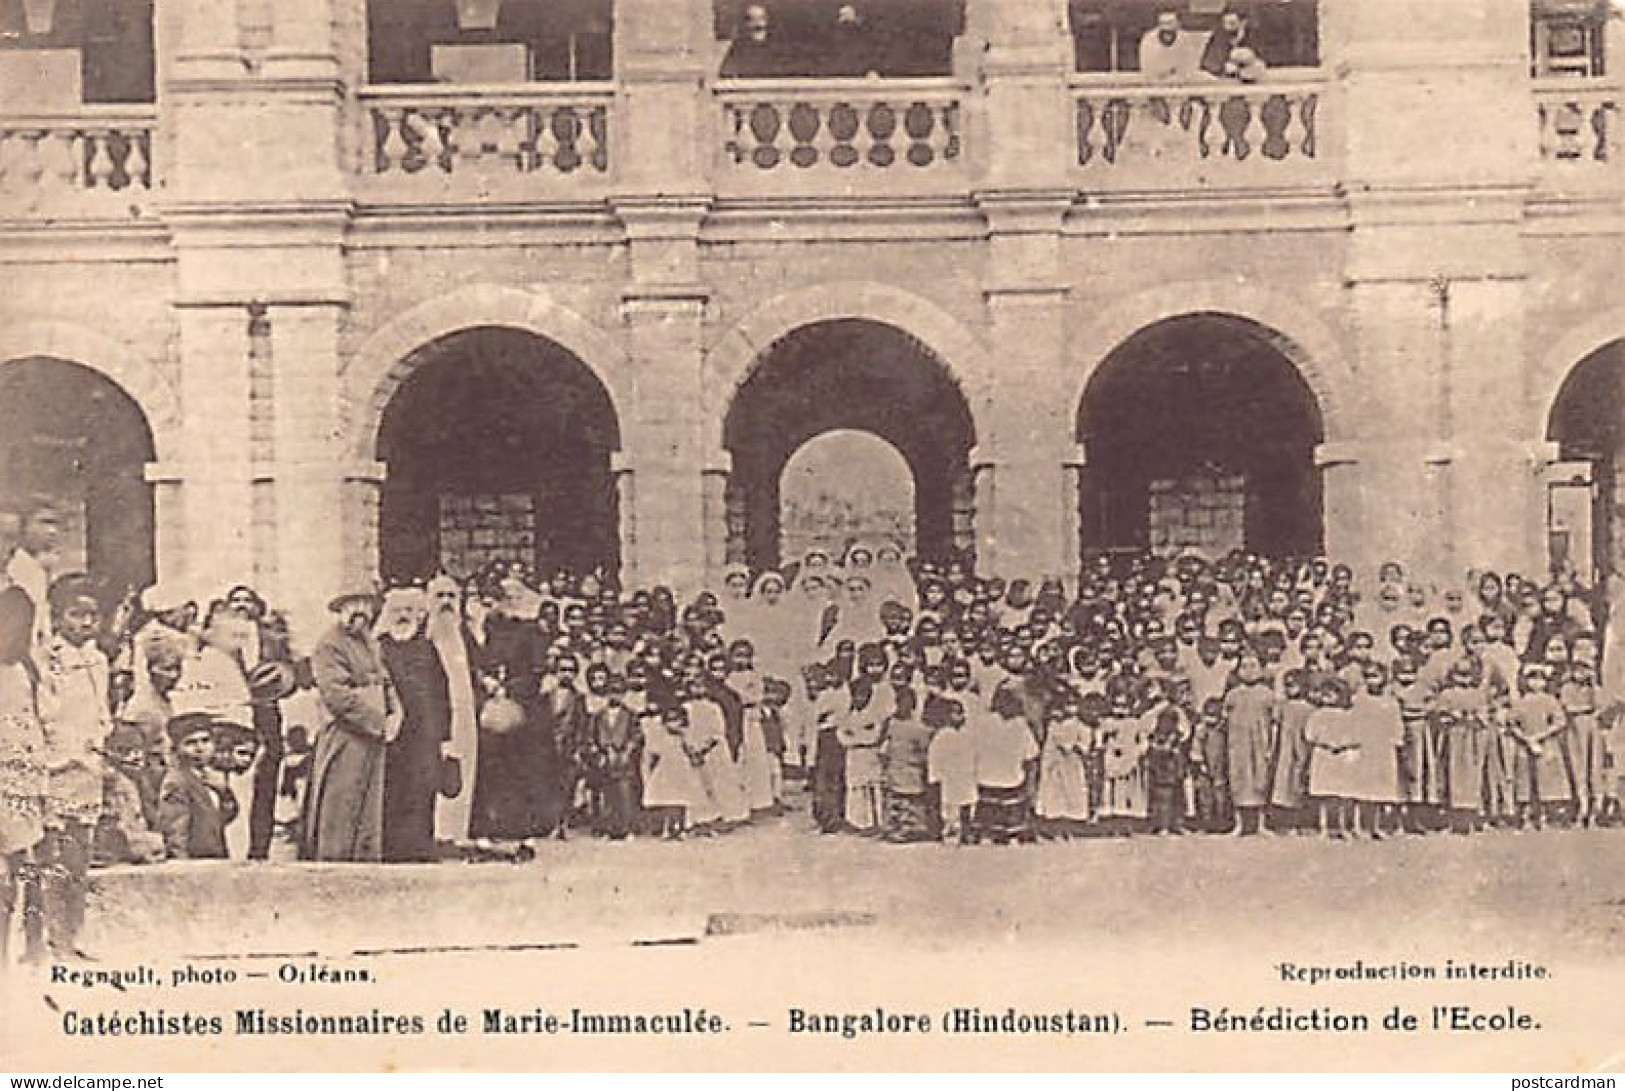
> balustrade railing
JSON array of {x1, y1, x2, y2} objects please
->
[
  {"x1": 1071, "y1": 75, "x2": 1327, "y2": 190},
  {"x1": 1535, "y1": 79, "x2": 1619, "y2": 180},
  {"x1": 714, "y1": 78, "x2": 966, "y2": 195},
  {"x1": 0, "y1": 108, "x2": 155, "y2": 215},
  {"x1": 359, "y1": 84, "x2": 612, "y2": 201}
]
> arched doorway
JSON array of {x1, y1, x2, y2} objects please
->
[
  {"x1": 780, "y1": 429, "x2": 916, "y2": 563},
  {"x1": 1077, "y1": 313, "x2": 1325, "y2": 559},
  {"x1": 376, "y1": 327, "x2": 621, "y2": 582},
  {"x1": 723, "y1": 319, "x2": 975, "y2": 572},
  {"x1": 1546, "y1": 339, "x2": 1625, "y2": 582},
  {"x1": 0, "y1": 356, "x2": 156, "y2": 605}
]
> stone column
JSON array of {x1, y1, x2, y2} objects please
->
[
  {"x1": 612, "y1": 451, "x2": 639, "y2": 589},
  {"x1": 164, "y1": 0, "x2": 359, "y2": 632},
  {"x1": 970, "y1": 0, "x2": 1078, "y2": 581},
  {"x1": 613, "y1": 0, "x2": 714, "y2": 595},
  {"x1": 1327, "y1": 0, "x2": 1538, "y2": 586},
  {"x1": 169, "y1": 306, "x2": 255, "y2": 599},
  {"x1": 701, "y1": 452, "x2": 733, "y2": 584},
  {"x1": 268, "y1": 304, "x2": 349, "y2": 643},
  {"x1": 144, "y1": 464, "x2": 189, "y2": 593}
]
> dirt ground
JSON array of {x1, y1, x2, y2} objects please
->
[{"x1": 6, "y1": 799, "x2": 1625, "y2": 1071}]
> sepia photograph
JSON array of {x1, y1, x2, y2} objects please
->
[{"x1": 0, "y1": 0, "x2": 1623, "y2": 1075}]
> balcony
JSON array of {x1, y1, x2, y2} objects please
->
[
  {"x1": 1534, "y1": 76, "x2": 1620, "y2": 196},
  {"x1": 712, "y1": 77, "x2": 968, "y2": 201},
  {"x1": 1070, "y1": 73, "x2": 1331, "y2": 195},
  {"x1": 0, "y1": 106, "x2": 156, "y2": 220},
  {"x1": 357, "y1": 83, "x2": 614, "y2": 206}
]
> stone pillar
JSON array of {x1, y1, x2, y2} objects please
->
[
  {"x1": 612, "y1": 452, "x2": 638, "y2": 589},
  {"x1": 171, "y1": 305, "x2": 256, "y2": 599},
  {"x1": 701, "y1": 452, "x2": 732, "y2": 585},
  {"x1": 970, "y1": 0, "x2": 1077, "y2": 581},
  {"x1": 341, "y1": 463, "x2": 387, "y2": 590},
  {"x1": 164, "y1": 0, "x2": 358, "y2": 632},
  {"x1": 614, "y1": 0, "x2": 713, "y2": 595},
  {"x1": 1328, "y1": 0, "x2": 1538, "y2": 586},
  {"x1": 144, "y1": 465, "x2": 189, "y2": 593},
  {"x1": 1318, "y1": 440, "x2": 1453, "y2": 580},
  {"x1": 267, "y1": 304, "x2": 349, "y2": 644}
]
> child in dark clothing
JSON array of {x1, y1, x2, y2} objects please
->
[
  {"x1": 1190, "y1": 697, "x2": 1232, "y2": 833},
  {"x1": 157, "y1": 714, "x2": 230, "y2": 860},
  {"x1": 1145, "y1": 706, "x2": 1188, "y2": 835}
]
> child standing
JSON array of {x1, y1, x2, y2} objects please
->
[
  {"x1": 1036, "y1": 695, "x2": 1091, "y2": 837},
  {"x1": 838, "y1": 680, "x2": 886, "y2": 835},
  {"x1": 926, "y1": 695, "x2": 976, "y2": 844},
  {"x1": 970, "y1": 684, "x2": 1038, "y2": 844},
  {"x1": 1189, "y1": 697, "x2": 1231, "y2": 834},
  {"x1": 1269, "y1": 669, "x2": 1315, "y2": 834},
  {"x1": 156, "y1": 713, "x2": 230, "y2": 860},
  {"x1": 1434, "y1": 657, "x2": 1492, "y2": 834},
  {"x1": 1560, "y1": 658, "x2": 1606, "y2": 827},
  {"x1": 1098, "y1": 685, "x2": 1150, "y2": 836},
  {"x1": 1345, "y1": 663, "x2": 1404, "y2": 839},
  {"x1": 1305, "y1": 677, "x2": 1357, "y2": 839},
  {"x1": 590, "y1": 674, "x2": 641, "y2": 840},
  {"x1": 881, "y1": 688, "x2": 933, "y2": 843},
  {"x1": 1224, "y1": 651, "x2": 1278, "y2": 836},
  {"x1": 1144, "y1": 707, "x2": 1188, "y2": 836},
  {"x1": 1507, "y1": 664, "x2": 1571, "y2": 829},
  {"x1": 34, "y1": 574, "x2": 111, "y2": 959},
  {"x1": 642, "y1": 703, "x2": 697, "y2": 840}
]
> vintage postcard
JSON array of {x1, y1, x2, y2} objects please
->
[{"x1": 1, "y1": 0, "x2": 1623, "y2": 1074}]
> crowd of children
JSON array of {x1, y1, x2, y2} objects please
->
[{"x1": 5, "y1": 490, "x2": 1625, "y2": 964}]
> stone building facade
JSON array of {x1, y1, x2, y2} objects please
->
[{"x1": 0, "y1": 0, "x2": 1622, "y2": 641}]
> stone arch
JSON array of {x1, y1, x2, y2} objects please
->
[
  {"x1": 0, "y1": 320, "x2": 179, "y2": 459},
  {"x1": 1068, "y1": 279, "x2": 1352, "y2": 441},
  {"x1": 705, "y1": 280, "x2": 993, "y2": 450},
  {"x1": 344, "y1": 284, "x2": 628, "y2": 461},
  {"x1": 1534, "y1": 310, "x2": 1625, "y2": 440}
]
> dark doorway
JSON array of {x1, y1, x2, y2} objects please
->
[
  {"x1": 1077, "y1": 313, "x2": 1324, "y2": 559},
  {"x1": 1547, "y1": 339, "x2": 1625, "y2": 582},
  {"x1": 724, "y1": 319, "x2": 976, "y2": 572},
  {"x1": 0, "y1": 356, "x2": 156, "y2": 606},
  {"x1": 377, "y1": 327, "x2": 620, "y2": 582}
]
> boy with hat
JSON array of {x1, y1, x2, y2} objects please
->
[{"x1": 157, "y1": 713, "x2": 231, "y2": 859}]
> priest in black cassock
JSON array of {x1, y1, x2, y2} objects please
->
[{"x1": 377, "y1": 586, "x2": 450, "y2": 864}]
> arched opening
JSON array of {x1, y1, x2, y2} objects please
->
[
  {"x1": 780, "y1": 429, "x2": 916, "y2": 563},
  {"x1": 1546, "y1": 339, "x2": 1625, "y2": 582},
  {"x1": 376, "y1": 327, "x2": 621, "y2": 582},
  {"x1": 0, "y1": 356, "x2": 156, "y2": 605},
  {"x1": 1077, "y1": 313, "x2": 1325, "y2": 560},
  {"x1": 723, "y1": 319, "x2": 975, "y2": 572}
]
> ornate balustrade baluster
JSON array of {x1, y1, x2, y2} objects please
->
[
  {"x1": 378, "y1": 108, "x2": 408, "y2": 173},
  {"x1": 87, "y1": 128, "x2": 115, "y2": 188},
  {"x1": 125, "y1": 130, "x2": 150, "y2": 189},
  {"x1": 535, "y1": 105, "x2": 561, "y2": 171}
]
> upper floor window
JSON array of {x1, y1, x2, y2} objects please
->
[
  {"x1": 366, "y1": 0, "x2": 613, "y2": 84},
  {"x1": 1071, "y1": 0, "x2": 1319, "y2": 78},
  {"x1": 713, "y1": 0, "x2": 964, "y2": 79},
  {"x1": 1531, "y1": 0, "x2": 1608, "y2": 77},
  {"x1": 0, "y1": 0, "x2": 154, "y2": 104}
]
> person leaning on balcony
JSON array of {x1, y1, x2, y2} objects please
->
[
  {"x1": 1200, "y1": 8, "x2": 1251, "y2": 79},
  {"x1": 721, "y1": 3, "x2": 789, "y2": 78},
  {"x1": 826, "y1": 4, "x2": 882, "y2": 79},
  {"x1": 1138, "y1": 10, "x2": 1199, "y2": 81}
]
